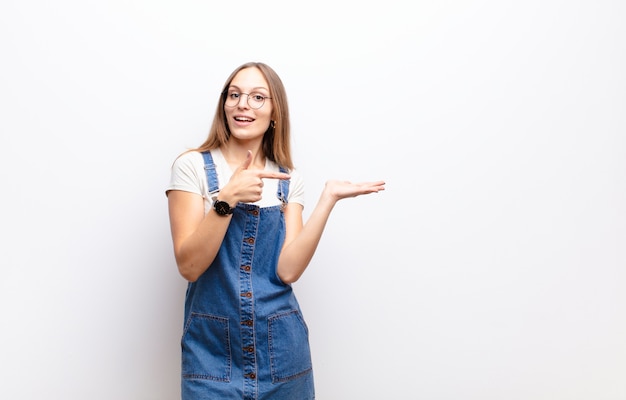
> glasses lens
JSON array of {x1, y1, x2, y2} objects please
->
[
  {"x1": 248, "y1": 94, "x2": 264, "y2": 109},
  {"x1": 224, "y1": 92, "x2": 239, "y2": 108}
]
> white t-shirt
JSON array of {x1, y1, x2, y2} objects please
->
[{"x1": 166, "y1": 148, "x2": 305, "y2": 214}]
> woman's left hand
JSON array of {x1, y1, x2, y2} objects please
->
[{"x1": 323, "y1": 179, "x2": 386, "y2": 201}]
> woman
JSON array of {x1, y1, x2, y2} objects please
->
[{"x1": 166, "y1": 62, "x2": 385, "y2": 399}]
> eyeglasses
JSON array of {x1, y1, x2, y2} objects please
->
[{"x1": 223, "y1": 91, "x2": 272, "y2": 109}]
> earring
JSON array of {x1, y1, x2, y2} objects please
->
[{"x1": 270, "y1": 120, "x2": 276, "y2": 129}]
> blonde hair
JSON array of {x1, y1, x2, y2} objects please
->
[{"x1": 191, "y1": 62, "x2": 293, "y2": 170}]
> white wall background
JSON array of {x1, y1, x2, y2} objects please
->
[{"x1": 1, "y1": 1, "x2": 625, "y2": 399}]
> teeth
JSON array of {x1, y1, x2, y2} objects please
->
[{"x1": 235, "y1": 117, "x2": 252, "y2": 122}]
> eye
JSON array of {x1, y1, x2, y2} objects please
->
[
  {"x1": 228, "y1": 92, "x2": 240, "y2": 99},
  {"x1": 250, "y1": 93, "x2": 266, "y2": 102}
]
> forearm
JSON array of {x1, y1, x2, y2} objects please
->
[
  {"x1": 277, "y1": 192, "x2": 336, "y2": 283},
  {"x1": 173, "y1": 210, "x2": 232, "y2": 282}
]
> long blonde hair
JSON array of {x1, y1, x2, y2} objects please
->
[{"x1": 191, "y1": 62, "x2": 293, "y2": 170}]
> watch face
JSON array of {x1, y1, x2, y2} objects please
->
[{"x1": 214, "y1": 200, "x2": 232, "y2": 215}]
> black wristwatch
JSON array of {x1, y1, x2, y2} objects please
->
[{"x1": 213, "y1": 199, "x2": 234, "y2": 216}]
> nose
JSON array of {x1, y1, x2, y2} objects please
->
[{"x1": 236, "y1": 93, "x2": 250, "y2": 109}]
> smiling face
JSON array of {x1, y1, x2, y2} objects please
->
[{"x1": 224, "y1": 67, "x2": 273, "y2": 143}]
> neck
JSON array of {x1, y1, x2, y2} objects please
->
[{"x1": 222, "y1": 143, "x2": 265, "y2": 170}]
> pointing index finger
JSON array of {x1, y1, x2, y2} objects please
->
[{"x1": 258, "y1": 171, "x2": 291, "y2": 180}]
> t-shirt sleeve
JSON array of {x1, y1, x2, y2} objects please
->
[
  {"x1": 287, "y1": 167, "x2": 305, "y2": 207},
  {"x1": 165, "y1": 151, "x2": 205, "y2": 197}
]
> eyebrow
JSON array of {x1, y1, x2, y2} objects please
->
[{"x1": 228, "y1": 85, "x2": 269, "y2": 92}]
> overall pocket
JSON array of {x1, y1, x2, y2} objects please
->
[
  {"x1": 181, "y1": 313, "x2": 231, "y2": 382},
  {"x1": 268, "y1": 310, "x2": 313, "y2": 383}
]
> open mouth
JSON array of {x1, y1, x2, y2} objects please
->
[{"x1": 234, "y1": 116, "x2": 254, "y2": 122}]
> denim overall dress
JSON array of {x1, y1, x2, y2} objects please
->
[{"x1": 181, "y1": 151, "x2": 315, "y2": 400}]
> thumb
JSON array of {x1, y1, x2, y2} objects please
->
[{"x1": 237, "y1": 150, "x2": 253, "y2": 171}]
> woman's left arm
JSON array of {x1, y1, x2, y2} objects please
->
[{"x1": 276, "y1": 179, "x2": 385, "y2": 283}]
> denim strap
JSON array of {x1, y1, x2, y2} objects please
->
[
  {"x1": 278, "y1": 165, "x2": 290, "y2": 204},
  {"x1": 201, "y1": 151, "x2": 220, "y2": 196}
]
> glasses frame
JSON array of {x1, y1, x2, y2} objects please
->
[{"x1": 223, "y1": 90, "x2": 272, "y2": 110}]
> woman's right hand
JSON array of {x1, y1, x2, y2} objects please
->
[{"x1": 219, "y1": 150, "x2": 291, "y2": 205}]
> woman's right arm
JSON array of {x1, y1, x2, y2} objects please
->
[
  {"x1": 167, "y1": 190, "x2": 232, "y2": 282},
  {"x1": 168, "y1": 151, "x2": 291, "y2": 282}
]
